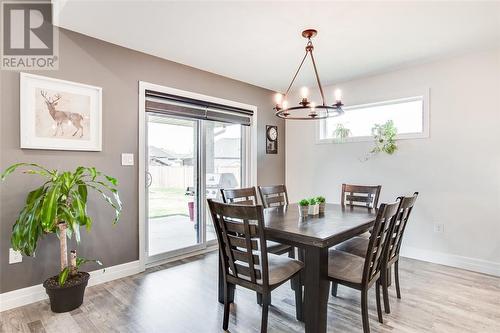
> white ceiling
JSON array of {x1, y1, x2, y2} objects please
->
[{"x1": 54, "y1": 1, "x2": 500, "y2": 92}]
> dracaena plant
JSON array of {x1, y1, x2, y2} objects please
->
[{"x1": 1, "y1": 163, "x2": 122, "y2": 286}]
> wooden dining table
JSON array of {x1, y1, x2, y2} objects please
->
[{"x1": 218, "y1": 203, "x2": 377, "y2": 333}]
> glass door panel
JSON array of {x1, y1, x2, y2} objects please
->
[
  {"x1": 147, "y1": 115, "x2": 200, "y2": 256},
  {"x1": 205, "y1": 121, "x2": 243, "y2": 241}
]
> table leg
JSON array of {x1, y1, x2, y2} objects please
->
[
  {"x1": 218, "y1": 252, "x2": 234, "y2": 304},
  {"x1": 303, "y1": 246, "x2": 329, "y2": 333},
  {"x1": 387, "y1": 266, "x2": 392, "y2": 286}
]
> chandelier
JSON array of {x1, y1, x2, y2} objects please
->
[{"x1": 274, "y1": 29, "x2": 344, "y2": 120}]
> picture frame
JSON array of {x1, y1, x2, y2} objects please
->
[{"x1": 20, "y1": 73, "x2": 102, "y2": 151}]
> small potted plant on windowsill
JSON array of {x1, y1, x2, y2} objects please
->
[
  {"x1": 1, "y1": 163, "x2": 122, "y2": 313},
  {"x1": 298, "y1": 199, "x2": 309, "y2": 218},
  {"x1": 308, "y1": 198, "x2": 319, "y2": 215},
  {"x1": 316, "y1": 196, "x2": 326, "y2": 214}
]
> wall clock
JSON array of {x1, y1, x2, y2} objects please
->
[{"x1": 266, "y1": 125, "x2": 278, "y2": 154}]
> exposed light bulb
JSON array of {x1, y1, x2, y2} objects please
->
[
  {"x1": 309, "y1": 102, "x2": 317, "y2": 117},
  {"x1": 300, "y1": 87, "x2": 309, "y2": 99},
  {"x1": 282, "y1": 100, "x2": 288, "y2": 109},
  {"x1": 334, "y1": 89, "x2": 342, "y2": 102},
  {"x1": 274, "y1": 93, "x2": 283, "y2": 104}
]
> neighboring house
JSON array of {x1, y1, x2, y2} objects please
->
[{"x1": 149, "y1": 146, "x2": 193, "y2": 166}]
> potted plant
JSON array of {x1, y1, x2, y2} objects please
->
[
  {"x1": 298, "y1": 199, "x2": 309, "y2": 218},
  {"x1": 308, "y1": 198, "x2": 319, "y2": 215},
  {"x1": 333, "y1": 123, "x2": 351, "y2": 142},
  {"x1": 371, "y1": 120, "x2": 398, "y2": 155},
  {"x1": 316, "y1": 196, "x2": 326, "y2": 214},
  {"x1": 1, "y1": 163, "x2": 122, "y2": 313}
]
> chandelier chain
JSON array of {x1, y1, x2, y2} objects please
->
[
  {"x1": 284, "y1": 50, "x2": 309, "y2": 98},
  {"x1": 309, "y1": 49, "x2": 326, "y2": 106}
]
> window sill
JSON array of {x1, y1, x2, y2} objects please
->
[{"x1": 316, "y1": 132, "x2": 429, "y2": 145}]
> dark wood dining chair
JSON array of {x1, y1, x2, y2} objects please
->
[
  {"x1": 334, "y1": 193, "x2": 419, "y2": 314},
  {"x1": 340, "y1": 183, "x2": 382, "y2": 245},
  {"x1": 258, "y1": 184, "x2": 289, "y2": 208},
  {"x1": 207, "y1": 199, "x2": 304, "y2": 333},
  {"x1": 221, "y1": 187, "x2": 294, "y2": 259},
  {"x1": 327, "y1": 201, "x2": 400, "y2": 333},
  {"x1": 341, "y1": 183, "x2": 382, "y2": 209}
]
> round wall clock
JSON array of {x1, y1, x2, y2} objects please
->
[
  {"x1": 266, "y1": 125, "x2": 278, "y2": 154},
  {"x1": 267, "y1": 126, "x2": 278, "y2": 141}
]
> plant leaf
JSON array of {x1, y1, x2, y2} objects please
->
[
  {"x1": 75, "y1": 257, "x2": 102, "y2": 270},
  {"x1": 1, "y1": 163, "x2": 52, "y2": 181},
  {"x1": 58, "y1": 267, "x2": 69, "y2": 286},
  {"x1": 104, "y1": 175, "x2": 118, "y2": 186},
  {"x1": 41, "y1": 184, "x2": 60, "y2": 231}
]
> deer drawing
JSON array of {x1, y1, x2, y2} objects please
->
[{"x1": 40, "y1": 91, "x2": 84, "y2": 137}]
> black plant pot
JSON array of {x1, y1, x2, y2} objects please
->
[{"x1": 43, "y1": 272, "x2": 90, "y2": 313}]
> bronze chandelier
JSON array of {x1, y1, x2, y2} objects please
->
[{"x1": 274, "y1": 29, "x2": 344, "y2": 120}]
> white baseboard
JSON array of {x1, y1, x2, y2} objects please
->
[
  {"x1": 400, "y1": 246, "x2": 500, "y2": 277},
  {"x1": 145, "y1": 245, "x2": 218, "y2": 269},
  {"x1": 0, "y1": 260, "x2": 143, "y2": 312}
]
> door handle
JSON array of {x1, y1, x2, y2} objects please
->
[{"x1": 146, "y1": 171, "x2": 152, "y2": 188}]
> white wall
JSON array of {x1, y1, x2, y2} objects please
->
[{"x1": 286, "y1": 49, "x2": 500, "y2": 276}]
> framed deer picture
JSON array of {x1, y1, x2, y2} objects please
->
[{"x1": 20, "y1": 73, "x2": 102, "y2": 151}]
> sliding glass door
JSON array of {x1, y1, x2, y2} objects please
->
[
  {"x1": 146, "y1": 115, "x2": 245, "y2": 261},
  {"x1": 146, "y1": 115, "x2": 201, "y2": 259},
  {"x1": 205, "y1": 121, "x2": 243, "y2": 241}
]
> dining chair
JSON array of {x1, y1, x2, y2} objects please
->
[
  {"x1": 327, "y1": 201, "x2": 400, "y2": 333},
  {"x1": 341, "y1": 183, "x2": 382, "y2": 209},
  {"x1": 221, "y1": 187, "x2": 294, "y2": 259},
  {"x1": 258, "y1": 184, "x2": 289, "y2": 208},
  {"x1": 207, "y1": 199, "x2": 304, "y2": 333},
  {"x1": 334, "y1": 193, "x2": 419, "y2": 314},
  {"x1": 340, "y1": 183, "x2": 382, "y2": 245}
]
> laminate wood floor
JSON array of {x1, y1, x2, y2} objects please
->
[{"x1": 1, "y1": 252, "x2": 499, "y2": 333}]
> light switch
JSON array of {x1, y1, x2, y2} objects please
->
[
  {"x1": 121, "y1": 153, "x2": 134, "y2": 166},
  {"x1": 9, "y1": 248, "x2": 22, "y2": 264}
]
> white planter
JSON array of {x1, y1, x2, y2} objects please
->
[
  {"x1": 308, "y1": 204, "x2": 319, "y2": 215},
  {"x1": 299, "y1": 206, "x2": 309, "y2": 217},
  {"x1": 318, "y1": 203, "x2": 325, "y2": 214}
]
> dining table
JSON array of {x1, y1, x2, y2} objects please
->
[{"x1": 218, "y1": 203, "x2": 377, "y2": 333}]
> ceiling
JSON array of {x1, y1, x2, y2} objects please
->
[{"x1": 54, "y1": 1, "x2": 500, "y2": 92}]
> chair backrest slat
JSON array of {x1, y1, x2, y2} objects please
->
[
  {"x1": 234, "y1": 263, "x2": 262, "y2": 280},
  {"x1": 227, "y1": 234, "x2": 259, "y2": 250},
  {"x1": 387, "y1": 192, "x2": 419, "y2": 262},
  {"x1": 221, "y1": 187, "x2": 258, "y2": 205},
  {"x1": 225, "y1": 219, "x2": 258, "y2": 235},
  {"x1": 341, "y1": 183, "x2": 382, "y2": 209},
  {"x1": 258, "y1": 185, "x2": 289, "y2": 208},
  {"x1": 231, "y1": 248, "x2": 260, "y2": 265},
  {"x1": 208, "y1": 199, "x2": 269, "y2": 286},
  {"x1": 362, "y1": 201, "x2": 399, "y2": 285}
]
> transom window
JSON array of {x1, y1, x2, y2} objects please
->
[{"x1": 318, "y1": 96, "x2": 428, "y2": 143}]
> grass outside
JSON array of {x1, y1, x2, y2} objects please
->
[{"x1": 148, "y1": 187, "x2": 192, "y2": 219}]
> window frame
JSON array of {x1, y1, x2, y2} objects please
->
[{"x1": 316, "y1": 92, "x2": 429, "y2": 144}]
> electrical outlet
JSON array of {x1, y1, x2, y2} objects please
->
[
  {"x1": 9, "y1": 248, "x2": 22, "y2": 264},
  {"x1": 433, "y1": 223, "x2": 444, "y2": 233}
]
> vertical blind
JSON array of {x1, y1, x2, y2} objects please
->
[{"x1": 145, "y1": 90, "x2": 253, "y2": 126}]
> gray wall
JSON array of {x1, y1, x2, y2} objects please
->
[{"x1": 0, "y1": 28, "x2": 284, "y2": 293}]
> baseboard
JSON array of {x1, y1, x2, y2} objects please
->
[
  {"x1": 400, "y1": 246, "x2": 500, "y2": 277},
  {"x1": 145, "y1": 245, "x2": 218, "y2": 269},
  {"x1": 0, "y1": 260, "x2": 143, "y2": 312}
]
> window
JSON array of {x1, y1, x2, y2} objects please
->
[{"x1": 318, "y1": 96, "x2": 428, "y2": 143}]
